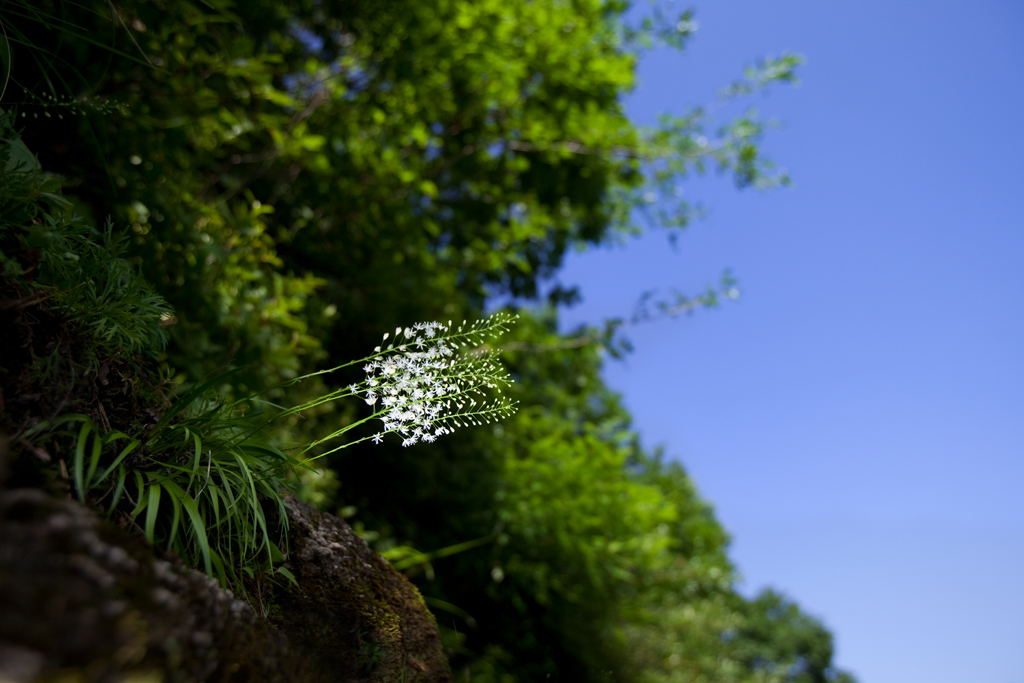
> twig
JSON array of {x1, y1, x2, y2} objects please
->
[{"x1": 193, "y1": 450, "x2": 213, "y2": 500}]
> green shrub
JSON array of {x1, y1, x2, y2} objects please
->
[{"x1": 0, "y1": 110, "x2": 171, "y2": 357}]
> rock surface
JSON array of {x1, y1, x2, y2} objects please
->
[
  {"x1": 274, "y1": 496, "x2": 451, "y2": 683},
  {"x1": 0, "y1": 486, "x2": 451, "y2": 683}
]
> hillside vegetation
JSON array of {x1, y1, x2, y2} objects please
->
[{"x1": 0, "y1": 1, "x2": 854, "y2": 681}]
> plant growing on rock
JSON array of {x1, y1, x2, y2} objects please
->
[
  {"x1": 21, "y1": 312, "x2": 519, "y2": 588},
  {"x1": 292, "y1": 313, "x2": 519, "y2": 457},
  {"x1": 2, "y1": 109, "x2": 518, "y2": 588},
  {"x1": 17, "y1": 313, "x2": 519, "y2": 588}
]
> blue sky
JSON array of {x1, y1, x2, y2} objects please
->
[{"x1": 548, "y1": 2, "x2": 1023, "y2": 681}]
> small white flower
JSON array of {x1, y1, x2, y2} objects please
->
[
  {"x1": 372, "y1": 433, "x2": 384, "y2": 444},
  {"x1": 360, "y1": 313, "x2": 518, "y2": 449}
]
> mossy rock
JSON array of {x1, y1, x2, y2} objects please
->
[
  {"x1": 270, "y1": 495, "x2": 451, "y2": 683},
  {"x1": 0, "y1": 486, "x2": 322, "y2": 682},
  {"x1": 0, "y1": 485, "x2": 450, "y2": 682}
]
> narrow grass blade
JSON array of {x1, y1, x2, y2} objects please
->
[
  {"x1": 72, "y1": 420, "x2": 93, "y2": 502},
  {"x1": 211, "y1": 460, "x2": 239, "y2": 512},
  {"x1": 144, "y1": 481, "x2": 162, "y2": 545},
  {"x1": 423, "y1": 597, "x2": 478, "y2": 629},
  {"x1": 19, "y1": 413, "x2": 87, "y2": 440},
  {"x1": 187, "y1": 432, "x2": 203, "y2": 487},
  {"x1": 130, "y1": 471, "x2": 147, "y2": 518},
  {"x1": 275, "y1": 566, "x2": 298, "y2": 587},
  {"x1": 94, "y1": 438, "x2": 140, "y2": 484},
  {"x1": 206, "y1": 482, "x2": 223, "y2": 528},
  {"x1": 84, "y1": 426, "x2": 103, "y2": 491},
  {"x1": 149, "y1": 367, "x2": 246, "y2": 437},
  {"x1": 210, "y1": 547, "x2": 228, "y2": 588},
  {"x1": 107, "y1": 465, "x2": 127, "y2": 514},
  {"x1": 238, "y1": 440, "x2": 288, "y2": 462},
  {"x1": 229, "y1": 450, "x2": 261, "y2": 548},
  {"x1": 386, "y1": 546, "x2": 434, "y2": 572},
  {"x1": 161, "y1": 478, "x2": 212, "y2": 576},
  {"x1": 163, "y1": 479, "x2": 182, "y2": 548}
]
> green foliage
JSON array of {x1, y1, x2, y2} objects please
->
[
  {"x1": 17, "y1": 216, "x2": 170, "y2": 354},
  {"x1": 1, "y1": 111, "x2": 170, "y2": 356},
  {"x1": 2, "y1": 1, "x2": 859, "y2": 682},
  {"x1": 137, "y1": 370, "x2": 294, "y2": 583},
  {"x1": 19, "y1": 376, "x2": 295, "y2": 587},
  {"x1": 730, "y1": 590, "x2": 857, "y2": 683},
  {"x1": 1, "y1": 112, "x2": 289, "y2": 588},
  {"x1": 0, "y1": 0, "x2": 152, "y2": 98},
  {"x1": 9, "y1": 0, "x2": 801, "y2": 393}
]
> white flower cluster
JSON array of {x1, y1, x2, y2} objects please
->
[{"x1": 351, "y1": 314, "x2": 518, "y2": 447}]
